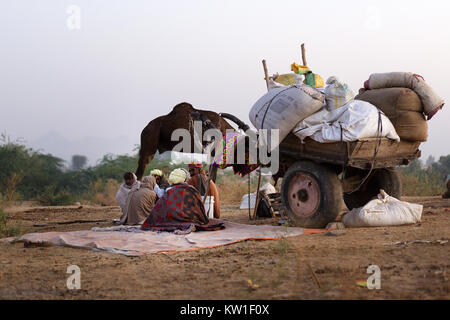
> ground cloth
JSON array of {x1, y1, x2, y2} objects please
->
[{"x1": 14, "y1": 220, "x2": 324, "y2": 256}]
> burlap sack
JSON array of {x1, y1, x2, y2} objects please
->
[
  {"x1": 390, "y1": 111, "x2": 428, "y2": 142},
  {"x1": 364, "y1": 72, "x2": 444, "y2": 119},
  {"x1": 355, "y1": 88, "x2": 427, "y2": 141},
  {"x1": 355, "y1": 88, "x2": 423, "y2": 117}
]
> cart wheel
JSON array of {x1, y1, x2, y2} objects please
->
[
  {"x1": 281, "y1": 161, "x2": 342, "y2": 228},
  {"x1": 343, "y1": 168, "x2": 402, "y2": 210}
]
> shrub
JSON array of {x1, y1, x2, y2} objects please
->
[
  {"x1": 216, "y1": 170, "x2": 273, "y2": 203},
  {"x1": 0, "y1": 208, "x2": 22, "y2": 237},
  {"x1": 35, "y1": 186, "x2": 76, "y2": 206},
  {"x1": 399, "y1": 159, "x2": 447, "y2": 196},
  {"x1": 85, "y1": 178, "x2": 121, "y2": 206}
]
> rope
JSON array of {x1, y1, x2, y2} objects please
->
[
  {"x1": 248, "y1": 172, "x2": 251, "y2": 220},
  {"x1": 347, "y1": 109, "x2": 383, "y2": 194}
]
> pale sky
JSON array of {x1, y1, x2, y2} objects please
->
[{"x1": 1, "y1": 0, "x2": 449, "y2": 163}]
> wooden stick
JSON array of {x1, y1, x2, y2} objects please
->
[
  {"x1": 33, "y1": 219, "x2": 109, "y2": 227},
  {"x1": 301, "y1": 43, "x2": 308, "y2": 67},
  {"x1": 202, "y1": 164, "x2": 213, "y2": 218},
  {"x1": 252, "y1": 169, "x2": 262, "y2": 220},
  {"x1": 255, "y1": 60, "x2": 269, "y2": 219},
  {"x1": 262, "y1": 59, "x2": 270, "y2": 91},
  {"x1": 248, "y1": 173, "x2": 252, "y2": 220}
]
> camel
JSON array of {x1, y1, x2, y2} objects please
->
[{"x1": 136, "y1": 102, "x2": 250, "y2": 181}]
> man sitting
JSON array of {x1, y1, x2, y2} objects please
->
[
  {"x1": 115, "y1": 172, "x2": 140, "y2": 215},
  {"x1": 141, "y1": 168, "x2": 212, "y2": 232},
  {"x1": 151, "y1": 169, "x2": 170, "y2": 199},
  {"x1": 443, "y1": 176, "x2": 450, "y2": 199},
  {"x1": 186, "y1": 161, "x2": 221, "y2": 218},
  {"x1": 119, "y1": 175, "x2": 157, "y2": 225}
]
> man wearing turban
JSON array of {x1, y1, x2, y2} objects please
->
[
  {"x1": 186, "y1": 161, "x2": 221, "y2": 218},
  {"x1": 151, "y1": 169, "x2": 170, "y2": 198}
]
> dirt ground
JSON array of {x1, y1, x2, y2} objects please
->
[{"x1": 0, "y1": 196, "x2": 449, "y2": 300}]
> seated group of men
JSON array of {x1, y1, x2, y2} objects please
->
[{"x1": 115, "y1": 162, "x2": 220, "y2": 228}]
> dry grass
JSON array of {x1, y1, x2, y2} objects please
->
[
  {"x1": 400, "y1": 173, "x2": 445, "y2": 197},
  {"x1": 216, "y1": 175, "x2": 252, "y2": 203},
  {"x1": 85, "y1": 178, "x2": 121, "y2": 206},
  {"x1": 216, "y1": 172, "x2": 275, "y2": 203}
]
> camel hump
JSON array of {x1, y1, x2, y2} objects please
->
[{"x1": 171, "y1": 102, "x2": 195, "y2": 114}]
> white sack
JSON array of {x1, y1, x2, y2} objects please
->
[
  {"x1": 249, "y1": 84, "x2": 324, "y2": 151},
  {"x1": 268, "y1": 79, "x2": 286, "y2": 91},
  {"x1": 342, "y1": 190, "x2": 423, "y2": 227},
  {"x1": 239, "y1": 183, "x2": 277, "y2": 209},
  {"x1": 259, "y1": 183, "x2": 277, "y2": 195},
  {"x1": 367, "y1": 72, "x2": 444, "y2": 119},
  {"x1": 240, "y1": 193, "x2": 257, "y2": 210},
  {"x1": 292, "y1": 100, "x2": 400, "y2": 143},
  {"x1": 324, "y1": 76, "x2": 355, "y2": 110}
]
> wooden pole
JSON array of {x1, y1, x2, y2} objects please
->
[
  {"x1": 301, "y1": 43, "x2": 308, "y2": 67},
  {"x1": 254, "y1": 60, "x2": 270, "y2": 220},
  {"x1": 203, "y1": 164, "x2": 213, "y2": 218},
  {"x1": 252, "y1": 169, "x2": 262, "y2": 220},
  {"x1": 262, "y1": 59, "x2": 270, "y2": 90}
]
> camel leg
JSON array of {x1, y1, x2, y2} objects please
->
[{"x1": 136, "y1": 119, "x2": 161, "y2": 180}]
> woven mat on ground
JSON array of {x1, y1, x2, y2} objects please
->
[{"x1": 14, "y1": 220, "x2": 325, "y2": 256}]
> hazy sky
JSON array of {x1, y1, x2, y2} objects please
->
[{"x1": 1, "y1": 0, "x2": 449, "y2": 163}]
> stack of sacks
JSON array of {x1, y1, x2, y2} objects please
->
[
  {"x1": 355, "y1": 87, "x2": 427, "y2": 141},
  {"x1": 356, "y1": 72, "x2": 445, "y2": 142}
]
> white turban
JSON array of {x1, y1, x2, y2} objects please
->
[
  {"x1": 150, "y1": 169, "x2": 163, "y2": 177},
  {"x1": 168, "y1": 168, "x2": 187, "y2": 185}
]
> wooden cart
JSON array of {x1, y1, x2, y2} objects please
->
[
  {"x1": 252, "y1": 46, "x2": 422, "y2": 228},
  {"x1": 263, "y1": 133, "x2": 421, "y2": 228}
]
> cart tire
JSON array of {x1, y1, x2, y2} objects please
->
[
  {"x1": 281, "y1": 161, "x2": 342, "y2": 228},
  {"x1": 343, "y1": 168, "x2": 402, "y2": 210}
]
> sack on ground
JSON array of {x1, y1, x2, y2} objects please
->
[
  {"x1": 342, "y1": 190, "x2": 423, "y2": 227},
  {"x1": 324, "y1": 76, "x2": 355, "y2": 110},
  {"x1": 364, "y1": 72, "x2": 444, "y2": 119},
  {"x1": 250, "y1": 84, "x2": 324, "y2": 151},
  {"x1": 292, "y1": 100, "x2": 400, "y2": 143}
]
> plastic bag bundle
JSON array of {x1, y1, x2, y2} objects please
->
[
  {"x1": 273, "y1": 73, "x2": 304, "y2": 86},
  {"x1": 342, "y1": 190, "x2": 423, "y2": 227},
  {"x1": 292, "y1": 100, "x2": 400, "y2": 143},
  {"x1": 324, "y1": 76, "x2": 355, "y2": 110}
]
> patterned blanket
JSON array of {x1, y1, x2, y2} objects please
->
[
  {"x1": 141, "y1": 183, "x2": 224, "y2": 232},
  {"x1": 213, "y1": 132, "x2": 260, "y2": 177}
]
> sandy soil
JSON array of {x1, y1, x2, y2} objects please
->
[{"x1": 0, "y1": 197, "x2": 449, "y2": 300}]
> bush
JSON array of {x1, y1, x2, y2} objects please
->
[
  {"x1": 85, "y1": 178, "x2": 121, "y2": 206},
  {"x1": 399, "y1": 159, "x2": 447, "y2": 196},
  {"x1": 216, "y1": 170, "x2": 273, "y2": 203},
  {"x1": 0, "y1": 208, "x2": 22, "y2": 237},
  {"x1": 35, "y1": 186, "x2": 77, "y2": 206}
]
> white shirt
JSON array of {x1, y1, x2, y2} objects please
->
[{"x1": 154, "y1": 184, "x2": 165, "y2": 198}]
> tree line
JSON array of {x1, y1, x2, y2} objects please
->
[
  {"x1": 0, "y1": 134, "x2": 448, "y2": 205},
  {"x1": 0, "y1": 134, "x2": 180, "y2": 205}
]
